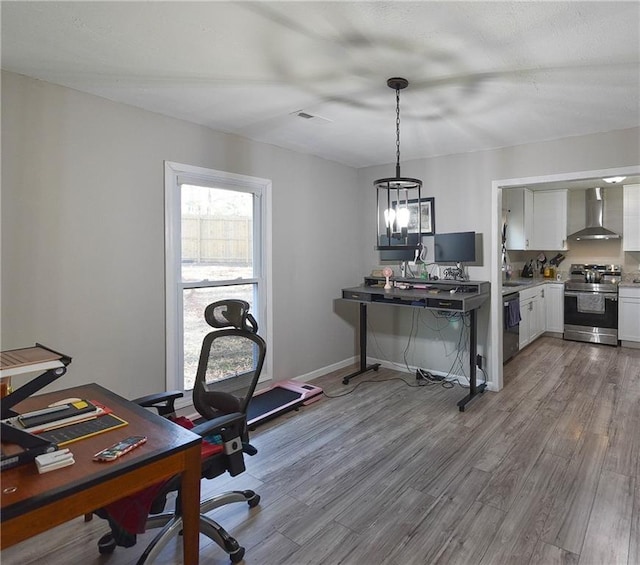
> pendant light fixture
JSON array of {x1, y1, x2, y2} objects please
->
[{"x1": 375, "y1": 78, "x2": 423, "y2": 251}]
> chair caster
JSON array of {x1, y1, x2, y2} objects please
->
[
  {"x1": 98, "y1": 533, "x2": 116, "y2": 555},
  {"x1": 243, "y1": 490, "x2": 260, "y2": 508},
  {"x1": 230, "y1": 546, "x2": 245, "y2": 563}
]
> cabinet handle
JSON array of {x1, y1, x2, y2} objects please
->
[{"x1": 529, "y1": 302, "x2": 533, "y2": 311}]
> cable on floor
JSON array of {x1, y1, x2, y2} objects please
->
[{"x1": 322, "y1": 374, "x2": 439, "y2": 399}]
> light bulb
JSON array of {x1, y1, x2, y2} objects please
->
[
  {"x1": 396, "y1": 207, "x2": 410, "y2": 228},
  {"x1": 384, "y1": 208, "x2": 396, "y2": 228}
]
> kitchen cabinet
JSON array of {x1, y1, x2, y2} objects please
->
[
  {"x1": 619, "y1": 285, "x2": 640, "y2": 347},
  {"x1": 518, "y1": 298, "x2": 530, "y2": 349},
  {"x1": 519, "y1": 285, "x2": 545, "y2": 349},
  {"x1": 544, "y1": 282, "x2": 564, "y2": 335},
  {"x1": 504, "y1": 188, "x2": 567, "y2": 251},
  {"x1": 504, "y1": 187, "x2": 534, "y2": 250},
  {"x1": 532, "y1": 286, "x2": 546, "y2": 341},
  {"x1": 623, "y1": 184, "x2": 640, "y2": 251},
  {"x1": 532, "y1": 189, "x2": 568, "y2": 251}
]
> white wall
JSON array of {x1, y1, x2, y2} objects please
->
[
  {"x1": 357, "y1": 127, "x2": 640, "y2": 386},
  {"x1": 3, "y1": 70, "x2": 638, "y2": 398},
  {"x1": 1, "y1": 71, "x2": 367, "y2": 399}
]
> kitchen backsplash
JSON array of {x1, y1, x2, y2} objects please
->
[{"x1": 506, "y1": 244, "x2": 640, "y2": 280}]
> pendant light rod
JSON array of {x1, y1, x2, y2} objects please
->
[
  {"x1": 373, "y1": 76, "x2": 422, "y2": 190},
  {"x1": 388, "y1": 77, "x2": 408, "y2": 179}
]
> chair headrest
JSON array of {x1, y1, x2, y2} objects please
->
[{"x1": 204, "y1": 300, "x2": 258, "y2": 333}]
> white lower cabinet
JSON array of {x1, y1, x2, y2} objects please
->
[
  {"x1": 619, "y1": 286, "x2": 640, "y2": 346},
  {"x1": 544, "y1": 283, "x2": 564, "y2": 334},
  {"x1": 519, "y1": 285, "x2": 545, "y2": 349}
]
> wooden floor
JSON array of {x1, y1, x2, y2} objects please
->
[{"x1": 3, "y1": 337, "x2": 640, "y2": 565}]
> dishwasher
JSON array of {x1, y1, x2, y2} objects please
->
[{"x1": 503, "y1": 292, "x2": 520, "y2": 363}]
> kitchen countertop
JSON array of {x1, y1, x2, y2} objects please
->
[
  {"x1": 502, "y1": 278, "x2": 640, "y2": 295},
  {"x1": 501, "y1": 277, "x2": 564, "y2": 296},
  {"x1": 619, "y1": 281, "x2": 640, "y2": 288}
]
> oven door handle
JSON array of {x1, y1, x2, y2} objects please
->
[{"x1": 564, "y1": 291, "x2": 617, "y2": 301}]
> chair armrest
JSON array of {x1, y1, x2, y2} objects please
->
[
  {"x1": 192, "y1": 412, "x2": 247, "y2": 477},
  {"x1": 133, "y1": 391, "x2": 184, "y2": 417},
  {"x1": 190, "y1": 412, "x2": 245, "y2": 438}
]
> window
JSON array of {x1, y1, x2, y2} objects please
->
[{"x1": 165, "y1": 162, "x2": 271, "y2": 392}]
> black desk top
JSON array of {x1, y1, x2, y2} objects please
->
[{"x1": 342, "y1": 277, "x2": 490, "y2": 312}]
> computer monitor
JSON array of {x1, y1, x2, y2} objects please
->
[
  {"x1": 434, "y1": 231, "x2": 476, "y2": 263},
  {"x1": 378, "y1": 233, "x2": 419, "y2": 262}
]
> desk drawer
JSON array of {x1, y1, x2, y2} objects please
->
[
  {"x1": 342, "y1": 290, "x2": 372, "y2": 302},
  {"x1": 372, "y1": 294, "x2": 427, "y2": 307},
  {"x1": 427, "y1": 297, "x2": 463, "y2": 310}
]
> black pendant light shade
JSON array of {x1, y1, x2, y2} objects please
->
[{"x1": 375, "y1": 78, "x2": 423, "y2": 250}]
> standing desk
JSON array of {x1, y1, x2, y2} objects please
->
[
  {"x1": 341, "y1": 277, "x2": 490, "y2": 412},
  {"x1": 0, "y1": 383, "x2": 202, "y2": 564}
]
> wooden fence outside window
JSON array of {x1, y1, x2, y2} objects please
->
[{"x1": 182, "y1": 215, "x2": 252, "y2": 264}]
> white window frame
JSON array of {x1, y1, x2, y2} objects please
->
[{"x1": 164, "y1": 161, "x2": 272, "y2": 394}]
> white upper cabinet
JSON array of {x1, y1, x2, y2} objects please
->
[
  {"x1": 532, "y1": 189, "x2": 568, "y2": 251},
  {"x1": 504, "y1": 187, "x2": 534, "y2": 250},
  {"x1": 504, "y1": 188, "x2": 567, "y2": 251},
  {"x1": 623, "y1": 184, "x2": 640, "y2": 251}
]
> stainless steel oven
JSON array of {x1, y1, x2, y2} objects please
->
[{"x1": 564, "y1": 264, "x2": 621, "y2": 346}]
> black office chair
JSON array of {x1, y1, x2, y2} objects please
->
[{"x1": 96, "y1": 299, "x2": 267, "y2": 564}]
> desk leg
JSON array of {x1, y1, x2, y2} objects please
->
[
  {"x1": 180, "y1": 443, "x2": 202, "y2": 565},
  {"x1": 457, "y1": 309, "x2": 487, "y2": 412},
  {"x1": 343, "y1": 302, "x2": 380, "y2": 385}
]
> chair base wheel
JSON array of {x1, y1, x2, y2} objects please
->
[
  {"x1": 248, "y1": 494, "x2": 260, "y2": 508},
  {"x1": 98, "y1": 533, "x2": 116, "y2": 555},
  {"x1": 230, "y1": 547, "x2": 245, "y2": 563}
]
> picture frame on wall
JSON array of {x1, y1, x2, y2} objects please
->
[{"x1": 393, "y1": 197, "x2": 435, "y2": 235}]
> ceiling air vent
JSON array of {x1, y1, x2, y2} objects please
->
[{"x1": 292, "y1": 110, "x2": 332, "y2": 124}]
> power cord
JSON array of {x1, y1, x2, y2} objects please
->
[
  {"x1": 416, "y1": 367, "x2": 455, "y2": 389},
  {"x1": 360, "y1": 307, "x2": 485, "y2": 395},
  {"x1": 322, "y1": 374, "x2": 438, "y2": 399}
]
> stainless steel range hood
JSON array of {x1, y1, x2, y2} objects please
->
[{"x1": 568, "y1": 187, "x2": 620, "y2": 240}]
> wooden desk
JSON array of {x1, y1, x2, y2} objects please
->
[{"x1": 0, "y1": 383, "x2": 202, "y2": 564}]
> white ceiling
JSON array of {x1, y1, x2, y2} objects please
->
[{"x1": 2, "y1": 1, "x2": 639, "y2": 169}]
